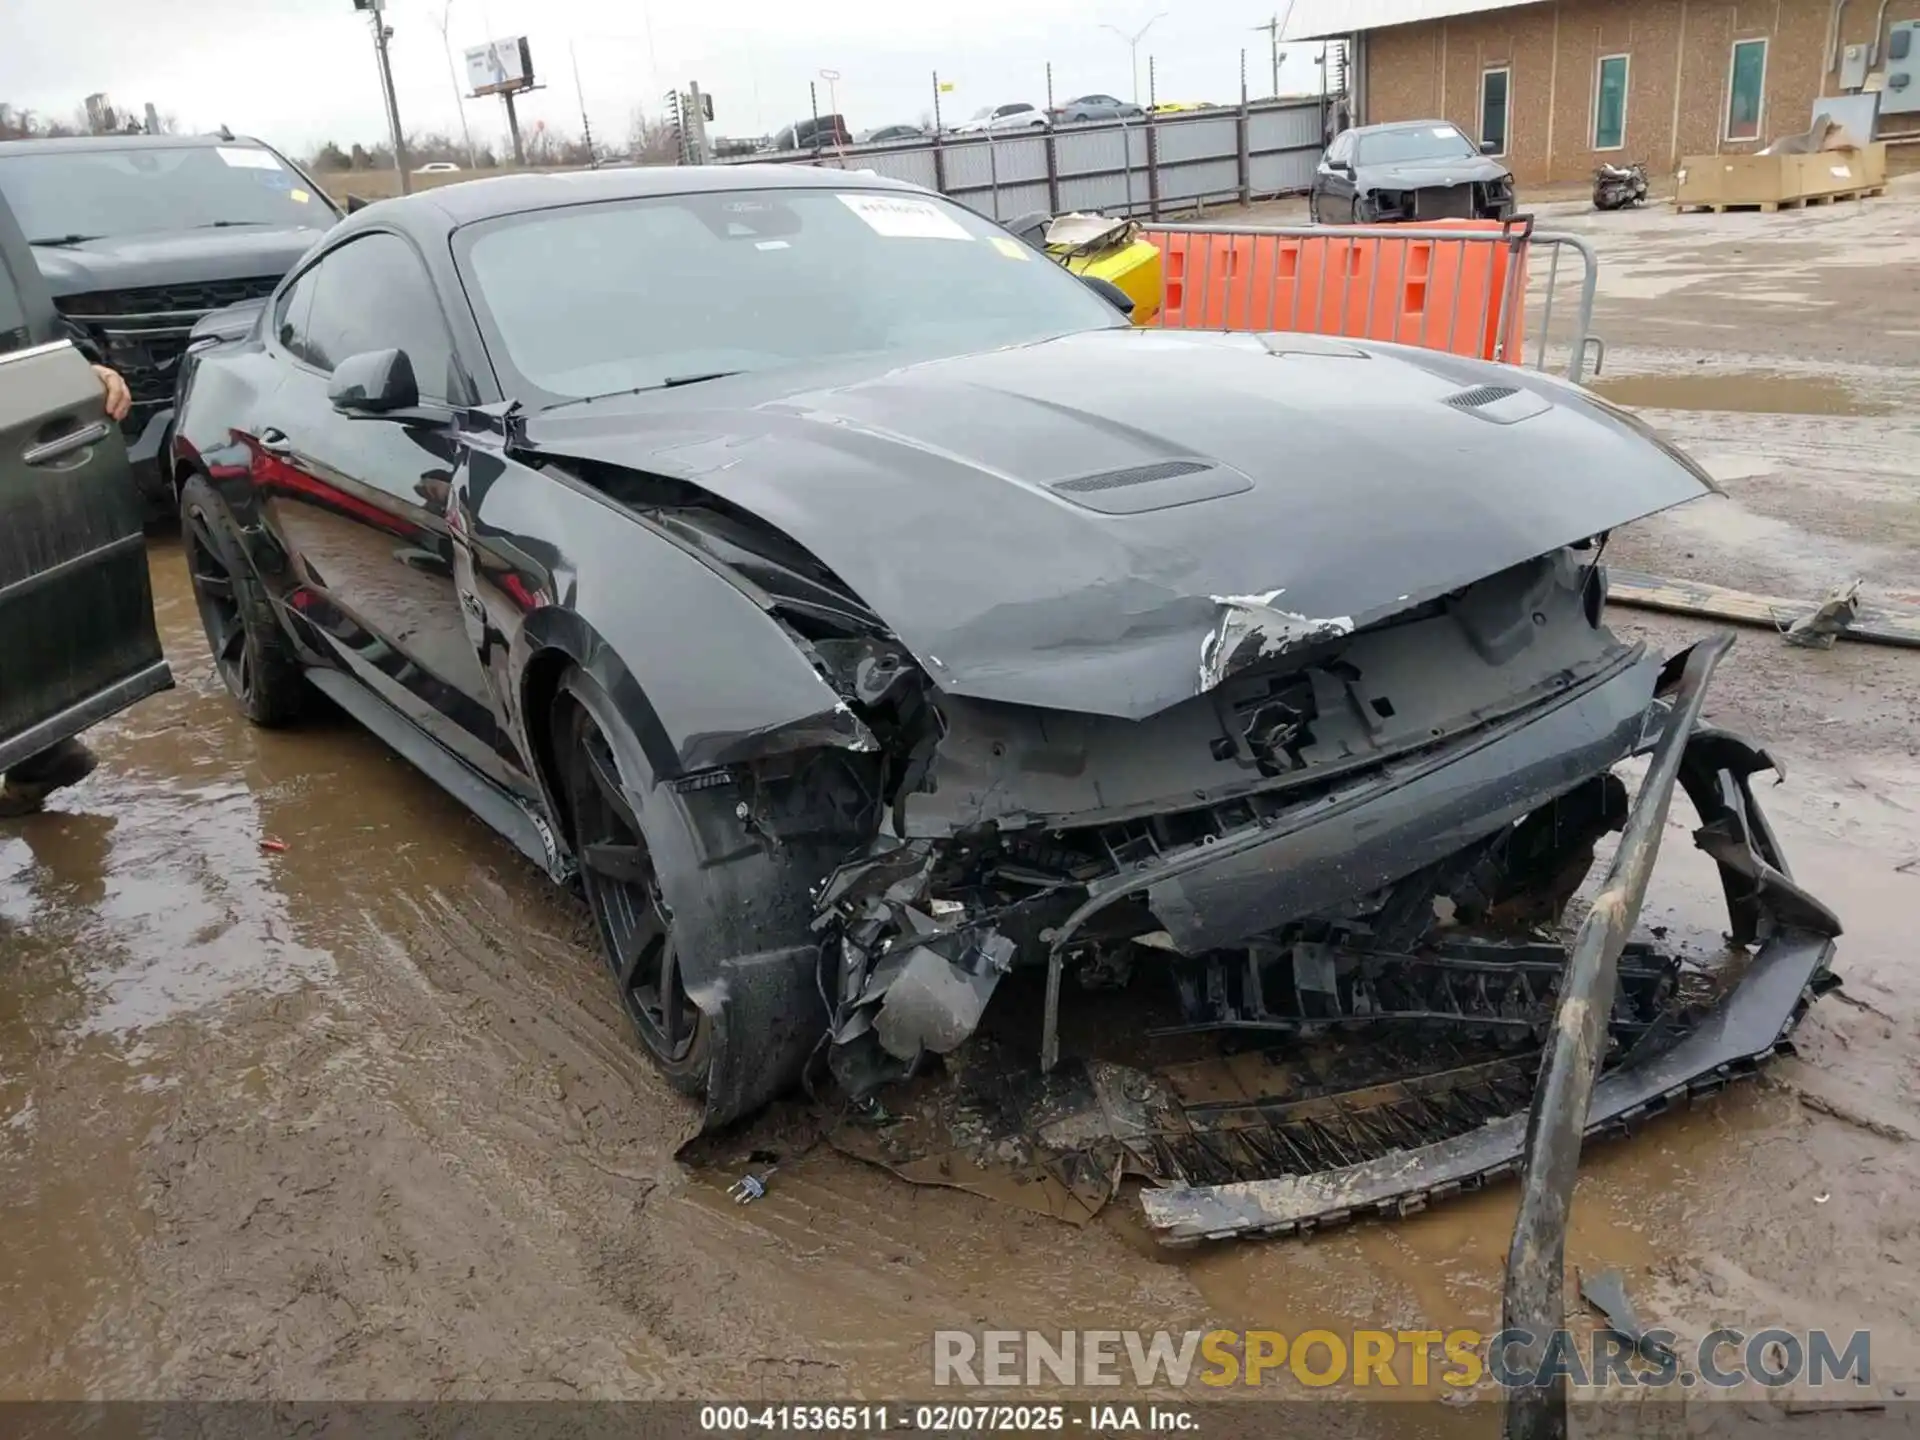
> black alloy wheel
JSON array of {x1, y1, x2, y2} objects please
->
[
  {"x1": 179, "y1": 475, "x2": 306, "y2": 726},
  {"x1": 184, "y1": 508, "x2": 250, "y2": 702},
  {"x1": 559, "y1": 686, "x2": 710, "y2": 1092}
]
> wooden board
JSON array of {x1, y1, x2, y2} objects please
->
[
  {"x1": 1674, "y1": 186, "x2": 1884, "y2": 215},
  {"x1": 1606, "y1": 568, "x2": 1920, "y2": 649}
]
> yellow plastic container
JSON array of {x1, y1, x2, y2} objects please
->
[{"x1": 1054, "y1": 235, "x2": 1164, "y2": 326}]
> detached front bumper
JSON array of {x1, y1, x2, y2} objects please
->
[{"x1": 1136, "y1": 634, "x2": 1842, "y2": 1245}]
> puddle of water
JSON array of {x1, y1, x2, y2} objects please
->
[
  {"x1": 1588, "y1": 371, "x2": 1890, "y2": 416},
  {"x1": 0, "y1": 539, "x2": 575, "y2": 1394}
]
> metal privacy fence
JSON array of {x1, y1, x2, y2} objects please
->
[{"x1": 725, "y1": 99, "x2": 1330, "y2": 224}]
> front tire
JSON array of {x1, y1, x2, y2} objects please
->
[
  {"x1": 556, "y1": 674, "x2": 713, "y2": 1095},
  {"x1": 180, "y1": 474, "x2": 307, "y2": 726}
]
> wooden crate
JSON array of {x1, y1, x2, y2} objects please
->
[{"x1": 1674, "y1": 143, "x2": 1887, "y2": 212}]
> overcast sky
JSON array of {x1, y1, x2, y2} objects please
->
[{"x1": 1, "y1": 0, "x2": 1337, "y2": 155}]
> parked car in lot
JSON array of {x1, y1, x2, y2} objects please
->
[
  {"x1": 1311, "y1": 119, "x2": 1514, "y2": 224},
  {"x1": 1049, "y1": 94, "x2": 1144, "y2": 123},
  {"x1": 768, "y1": 115, "x2": 852, "y2": 151},
  {"x1": 951, "y1": 103, "x2": 1049, "y2": 134},
  {"x1": 0, "y1": 134, "x2": 339, "y2": 513},
  {"x1": 855, "y1": 124, "x2": 928, "y2": 145},
  {"x1": 414, "y1": 161, "x2": 463, "y2": 174},
  {"x1": 167, "y1": 165, "x2": 1823, "y2": 1201},
  {"x1": 0, "y1": 186, "x2": 171, "y2": 782}
]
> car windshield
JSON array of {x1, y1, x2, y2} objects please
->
[
  {"x1": 0, "y1": 144, "x2": 330, "y2": 243},
  {"x1": 459, "y1": 187, "x2": 1128, "y2": 404},
  {"x1": 1357, "y1": 126, "x2": 1478, "y2": 165}
]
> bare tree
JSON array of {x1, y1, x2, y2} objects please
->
[
  {"x1": 0, "y1": 102, "x2": 79, "y2": 139},
  {"x1": 626, "y1": 109, "x2": 679, "y2": 166}
]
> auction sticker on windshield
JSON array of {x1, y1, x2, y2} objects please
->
[
  {"x1": 838, "y1": 194, "x2": 972, "y2": 240},
  {"x1": 218, "y1": 147, "x2": 283, "y2": 170}
]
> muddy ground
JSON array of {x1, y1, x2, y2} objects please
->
[{"x1": 5, "y1": 180, "x2": 1920, "y2": 1423}]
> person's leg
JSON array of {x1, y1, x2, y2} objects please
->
[{"x1": 0, "y1": 737, "x2": 100, "y2": 817}]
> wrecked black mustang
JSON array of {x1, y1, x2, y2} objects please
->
[{"x1": 172, "y1": 167, "x2": 1838, "y2": 1243}]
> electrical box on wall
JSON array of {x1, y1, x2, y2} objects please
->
[
  {"x1": 1840, "y1": 43, "x2": 1869, "y2": 90},
  {"x1": 1886, "y1": 21, "x2": 1920, "y2": 114}
]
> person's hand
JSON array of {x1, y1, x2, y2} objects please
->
[{"x1": 91, "y1": 365, "x2": 131, "y2": 422}]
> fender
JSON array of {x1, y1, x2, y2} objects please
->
[{"x1": 450, "y1": 445, "x2": 873, "y2": 788}]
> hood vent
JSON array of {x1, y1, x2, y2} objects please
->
[
  {"x1": 1053, "y1": 459, "x2": 1212, "y2": 493},
  {"x1": 1047, "y1": 458, "x2": 1251, "y2": 516},
  {"x1": 1441, "y1": 382, "x2": 1553, "y2": 426},
  {"x1": 1444, "y1": 383, "x2": 1521, "y2": 410}
]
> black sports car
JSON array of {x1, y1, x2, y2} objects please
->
[
  {"x1": 170, "y1": 166, "x2": 1836, "y2": 1242},
  {"x1": 1312, "y1": 119, "x2": 1515, "y2": 224}
]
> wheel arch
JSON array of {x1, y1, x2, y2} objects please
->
[{"x1": 515, "y1": 607, "x2": 680, "y2": 853}]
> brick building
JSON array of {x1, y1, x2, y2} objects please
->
[{"x1": 1284, "y1": 0, "x2": 1920, "y2": 184}]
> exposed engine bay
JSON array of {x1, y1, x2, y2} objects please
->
[{"x1": 1366, "y1": 176, "x2": 1516, "y2": 222}]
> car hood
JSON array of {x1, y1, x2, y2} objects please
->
[
  {"x1": 517, "y1": 328, "x2": 1712, "y2": 720},
  {"x1": 31, "y1": 226, "x2": 326, "y2": 299},
  {"x1": 1359, "y1": 156, "x2": 1511, "y2": 188}
]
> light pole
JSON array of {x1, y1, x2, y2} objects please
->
[
  {"x1": 1101, "y1": 13, "x2": 1167, "y2": 108},
  {"x1": 353, "y1": 0, "x2": 411, "y2": 193},
  {"x1": 430, "y1": 0, "x2": 478, "y2": 167},
  {"x1": 819, "y1": 68, "x2": 844, "y2": 156}
]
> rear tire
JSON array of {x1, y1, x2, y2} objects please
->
[{"x1": 180, "y1": 474, "x2": 307, "y2": 726}]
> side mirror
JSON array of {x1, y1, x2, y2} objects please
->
[
  {"x1": 329, "y1": 348, "x2": 419, "y2": 414},
  {"x1": 345, "y1": 194, "x2": 370, "y2": 214},
  {"x1": 1003, "y1": 210, "x2": 1053, "y2": 251},
  {"x1": 1080, "y1": 274, "x2": 1135, "y2": 317},
  {"x1": 1480, "y1": 139, "x2": 1501, "y2": 156},
  {"x1": 1328, "y1": 157, "x2": 1353, "y2": 174}
]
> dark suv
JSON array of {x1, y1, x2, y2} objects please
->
[{"x1": 0, "y1": 133, "x2": 339, "y2": 511}]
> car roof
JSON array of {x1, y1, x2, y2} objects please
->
[
  {"x1": 0, "y1": 132, "x2": 277, "y2": 154},
  {"x1": 1352, "y1": 119, "x2": 1461, "y2": 136},
  {"x1": 358, "y1": 163, "x2": 929, "y2": 233}
]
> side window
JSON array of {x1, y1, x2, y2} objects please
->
[
  {"x1": 1726, "y1": 38, "x2": 1767, "y2": 141},
  {"x1": 297, "y1": 233, "x2": 459, "y2": 400},
  {"x1": 1481, "y1": 68, "x2": 1510, "y2": 155},
  {"x1": 274, "y1": 267, "x2": 318, "y2": 359}
]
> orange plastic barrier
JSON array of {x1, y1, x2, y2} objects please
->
[{"x1": 1140, "y1": 219, "x2": 1527, "y2": 363}]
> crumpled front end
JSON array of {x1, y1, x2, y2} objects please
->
[{"x1": 799, "y1": 548, "x2": 1840, "y2": 1244}]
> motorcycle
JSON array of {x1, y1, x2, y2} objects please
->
[{"x1": 1593, "y1": 161, "x2": 1649, "y2": 211}]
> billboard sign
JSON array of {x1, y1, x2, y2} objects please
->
[{"x1": 465, "y1": 37, "x2": 533, "y2": 97}]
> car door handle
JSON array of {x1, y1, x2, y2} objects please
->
[
  {"x1": 257, "y1": 427, "x2": 293, "y2": 454},
  {"x1": 23, "y1": 419, "x2": 113, "y2": 467}
]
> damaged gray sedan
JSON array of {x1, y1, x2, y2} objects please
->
[{"x1": 172, "y1": 166, "x2": 1839, "y2": 1245}]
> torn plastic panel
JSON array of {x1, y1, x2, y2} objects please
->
[
  {"x1": 1132, "y1": 641, "x2": 1841, "y2": 1247},
  {"x1": 1199, "y1": 592, "x2": 1354, "y2": 692}
]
